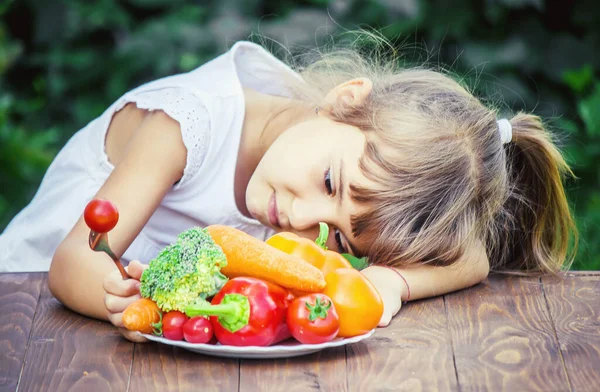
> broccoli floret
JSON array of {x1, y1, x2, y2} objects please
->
[{"x1": 140, "y1": 227, "x2": 228, "y2": 312}]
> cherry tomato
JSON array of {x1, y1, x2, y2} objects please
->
[
  {"x1": 287, "y1": 294, "x2": 340, "y2": 344},
  {"x1": 183, "y1": 316, "x2": 214, "y2": 344},
  {"x1": 84, "y1": 198, "x2": 119, "y2": 233},
  {"x1": 162, "y1": 311, "x2": 188, "y2": 341}
]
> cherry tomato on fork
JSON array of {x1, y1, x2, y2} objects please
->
[
  {"x1": 287, "y1": 294, "x2": 340, "y2": 344},
  {"x1": 83, "y1": 198, "x2": 119, "y2": 233}
]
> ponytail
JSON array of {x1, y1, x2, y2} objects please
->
[{"x1": 489, "y1": 113, "x2": 577, "y2": 274}]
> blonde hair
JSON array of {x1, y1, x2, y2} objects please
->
[{"x1": 269, "y1": 33, "x2": 577, "y2": 274}]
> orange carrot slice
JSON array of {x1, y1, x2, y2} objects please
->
[
  {"x1": 207, "y1": 225, "x2": 326, "y2": 292},
  {"x1": 122, "y1": 298, "x2": 161, "y2": 334}
]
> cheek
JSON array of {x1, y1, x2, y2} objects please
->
[
  {"x1": 260, "y1": 137, "x2": 313, "y2": 179},
  {"x1": 245, "y1": 164, "x2": 270, "y2": 208}
]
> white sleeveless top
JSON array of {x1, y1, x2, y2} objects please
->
[{"x1": 0, "y1": 41, "x2": 299, "y2": 272}]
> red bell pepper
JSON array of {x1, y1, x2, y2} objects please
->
[{"x1": 185, "y1": 277, "x2": 294, "y2": 346}]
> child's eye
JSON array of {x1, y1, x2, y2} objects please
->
[
  {"x1": 334, "y1": 229, "x2": 346, "y2": 253},
  {"x1": 324, "y1": 169, "x2": 333, "y2": 195}
]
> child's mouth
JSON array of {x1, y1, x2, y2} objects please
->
[{"x1": 268, "y1": 192, "x2": 281, "y2": 228}]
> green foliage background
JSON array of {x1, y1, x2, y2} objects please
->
[{"x1": 1, "y1": 0, "x2": 598, "y2": 270}]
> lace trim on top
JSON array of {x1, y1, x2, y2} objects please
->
[{"x1": 124, "y1": 87, "x2": 210, "y2": 189}]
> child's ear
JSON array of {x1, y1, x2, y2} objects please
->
[{"x1": 321, "y1": 77, "x2": 373, "y2": 114}]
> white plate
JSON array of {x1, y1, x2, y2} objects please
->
[{"x1": 141, "y1": 329, "x2": 375, "y2": 359}]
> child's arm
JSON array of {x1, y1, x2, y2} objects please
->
[
  {"x1": 48, "y1": 108, "x2": 187, "y2": 321},
  {"x1": 361, "y1": 240, "x2": 490, "y2": 326}
]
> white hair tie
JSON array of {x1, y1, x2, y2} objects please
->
[{"x1": 497, "y1": 119, "x2": 512, "y2": 144}]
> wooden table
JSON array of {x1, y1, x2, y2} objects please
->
[{"x1": 1, "y1": 272, "x2": 598, "y2": 392}]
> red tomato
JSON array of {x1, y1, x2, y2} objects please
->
[
  {"x1": 162, "y1": 311, "x2": 188, "y2": 341},
  {"x1": 183, "y1": 317, "x2": 214, "y2": 344},
  {"x1": 84, "y1": 198, "x2": 119, "y2": 233},
  {"x1": 287, "y1": 294, "x2": 340, "y2": 344}
]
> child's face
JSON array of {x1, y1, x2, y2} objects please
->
[{"x1": 246, "y1": 115, "x2": 373, "y2": 255}]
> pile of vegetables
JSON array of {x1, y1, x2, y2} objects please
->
[{"x1": 121, "y1": 223, "x2": 384, "y2": 346}]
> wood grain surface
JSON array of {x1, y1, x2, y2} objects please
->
[
  {"x1": 239, "y1": 346, "x2": 347, "y2": 392},
  {"x1": 16, "y1": 280, "x2": 133, "y2": 392},
  {"x1": 445, "y1": 274, "x2": 570, "y2": 392},
  {"x1": 347, "y1": 297, "x2": 458, "y2": 392},
  {"x1": 1, "y1": 272, "x2": 599, "y2": 392},
  {"x1": 0, "y1": 273, "x2": 44, "y2": 392},
  {"x1": 543, "y1": 273, "x2": 600, "y2": 392},
  {"x1": 129, "y1": 342, "x2": 240, "y2": 392}
]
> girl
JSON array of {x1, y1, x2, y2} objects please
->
[{"x1": 0, "y1": 37, "x2": 576, "y2": 340}]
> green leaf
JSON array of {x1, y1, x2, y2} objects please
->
[
  {"x1": 578, "y1": 84, "x2": 600, "y2": 137},
  {"x1": 342, "y1": 253, "x2": 369, "y2": 271},
  {"x1": 179, "y1": 53, "x2": 201, "y2": 71},
  {"x1": 563, "y1": 65, "x2": 594, "y2": 94}
]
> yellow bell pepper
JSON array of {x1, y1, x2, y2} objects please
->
[{"x1": 266, "y1": 223, "x2": 352, "y2": 276}]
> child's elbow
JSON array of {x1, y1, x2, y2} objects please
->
[
  {"x1": 467, "y1": 240, "x2": 490, "y2": 285},
  {"x1": 48, "y1": 240, "x2": 70, "y2": 302},
  {"x1": 475, "y1": 257, "x2": 490, "y2": 284}
]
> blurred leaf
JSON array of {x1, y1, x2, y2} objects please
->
[
  {"x1": 542, "y1": 34, "x2": 594, "y2": 83},
  {"x1": 496, "y1": 0, "x2": 544, "y2": 10},
  {"x1": 379, "y1": 0, "x2": 420, "y2": 18},
  {"x1": 462, "y1": 38, "x2": 533, "y2": 70},
  {"x1": 257, "y1": 9, "x2": 333, "y2": 47},
  {"x1": 0, "y1": 198, "x2": 12, "y2": 232},
  {"x1": 0, "y1": 0, "x2": 16, "y2": 16},
  {"x1": 208, "y1": 10, "x2": 252, "y2": 47},
  {"x1": 30, "y1": 2, "x2": 70, "y2": 43},
  {"x1": 422, "y1": 0, "x2": 476, "y2": 40},
  {"x1": 578, "y1": 83, "x2": 600, "y2": 137},
  {"x1": 572, "y1": 0, "x2": 600, "y2": 31},
  {"x1": 65, "y1": 0, "x2": 131, "y2": 36},
  {"x1": 127, "y1": 0, "x2": 188, "y2": 8},
  {"x1": 563, "y1": 65, "x2": 594, "y2": 94},
  {"x1": 0, "y1": 28, "x2": 23, "y2": 74},
  {"x1": 179, "y1": 52, "x2": 202, "y2": 71}
]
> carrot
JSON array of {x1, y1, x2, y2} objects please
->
[
  {"x1": 207, "y1": 225, "x2": 326, "y2": 292},
  {"x1": 122, "y1": 298, "x2": 162, "y2": 334}
]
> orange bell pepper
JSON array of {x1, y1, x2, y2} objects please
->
[
  {"x1": 266, "y1": 223, "x2": 352, "y2": 276},
  {"x1": 267, "y1": 223, "x2": 384, "y2": 336},
  {"x1": 322, "y1": 268, "x2": 384, "y2": 337}
]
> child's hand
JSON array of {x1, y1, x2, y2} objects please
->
[
  {"x1": 360, "y1": 265, "x2": 405, "y2": 327},
  {"x1": 103, "y1": 260, "x2": 149, "y2": 342}
]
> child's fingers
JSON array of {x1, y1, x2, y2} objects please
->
[
  {"x1": 377, "y1": 300, "x2": 402, "y2": 327},
  {"x1": 108, "y1": 311, "x2": 125, "y2": 328},
  {"x1": 118, "y1": 327, "x2": 149, "y2": 343},
  {"x1": 103, "y1": 271, "x2": 140, "y2": 297},
  {"x1": 378, "y1": 311, "x2": 392, "y2": 327},
  {"x1": 126, "y1": 260, "x2": 148, "y2": 281},
  {"x1": 106, "y1": 296, "x2": 141, "y2": 329},
  {"x1": 104, "y1": 292, "x2": 141, "y2": 314}
]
